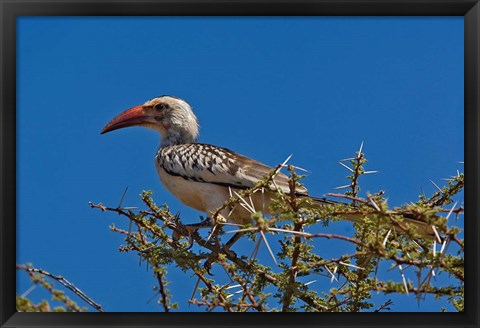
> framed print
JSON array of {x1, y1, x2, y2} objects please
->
[{"x1": 1, "y1": 0, "x2": 478, "y2": 327}]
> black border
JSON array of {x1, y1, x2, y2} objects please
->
[{"x1": 1, "y1": 1, "x2": 478, "y2": 327}]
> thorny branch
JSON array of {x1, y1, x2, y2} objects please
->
[
  {"x1": 87, "y1": 148, "x2": 463, "y2": 312},
  {"x1": 16, "y1": 264, "x2": 104, "y2": 312},
  {"x1": 154, "y1": 271, "x2": 171, "y2": 312}
]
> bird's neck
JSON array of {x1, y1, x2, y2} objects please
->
[{"x1": 160, "y1": 130, "x2": 196, "y2": 148}]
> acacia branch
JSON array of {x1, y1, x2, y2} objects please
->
[{"x1": 16, "y1": 264, "x2": 104, "y2": 312}]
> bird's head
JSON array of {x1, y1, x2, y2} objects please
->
[{"x1": 101, "y1": 95, "x2": 199, "y2": 147}]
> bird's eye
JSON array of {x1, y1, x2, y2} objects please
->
[{"x1": 154, "y1": 103, "x2": 168, "y2": 111}]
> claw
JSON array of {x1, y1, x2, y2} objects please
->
[
  {"x1": 203, "y1": 259, "x2": 214, "y2": 276},
  {"x1": 183, "y1": 241, "x2": 194, "y2": 250}
]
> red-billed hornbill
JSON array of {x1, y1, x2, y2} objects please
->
[{"x1": 101, "y1": 95, "x2": 436, "y2": 240}]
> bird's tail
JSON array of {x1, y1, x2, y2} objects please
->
[{"x1": 307, "y1": 196, "x2": 437, "y2": 241}]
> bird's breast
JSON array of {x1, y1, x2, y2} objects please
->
[{"x1": 155, "y1": 159, "x2": 229, "y2": 214}]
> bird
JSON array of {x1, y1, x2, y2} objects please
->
[{"x1": 101, "y1": 95, "x2": 436, "y2": 240}]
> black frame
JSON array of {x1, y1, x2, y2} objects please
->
[{"x1": 1, "y1": 0, "x2": 478, "y2": 327}]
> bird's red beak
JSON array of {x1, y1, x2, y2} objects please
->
[{"x1": 101, "y1": 105, "x2": 150, "y2": 134}]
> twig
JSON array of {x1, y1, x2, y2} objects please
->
[
  {"x1": 374, "y1": 299, "x2": 393, "y2": 312},
  {"x1": 155, "y1": 270, "x2": 171, "y2": 312},
  {"x1": 16, "y1": 264, "x2": 104, "y2": 312}
]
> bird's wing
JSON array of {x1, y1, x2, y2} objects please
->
[{"x1": 156, "y1": 143, "x2": 308, "y2": 195}]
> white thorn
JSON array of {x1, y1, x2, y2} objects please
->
[
  {"x1": 273, "y1": 154, "x2": 293, "y2": 178},
  {"x1": 338, "y1": 161, "x2": 354, "y2": 173},
  {"x1": 288, "y1": 165, "x2": 309, "y2": 173},
  {"x1": 339, "y1": 261, "x2": 364, "y2": 270},
  {"x1": 268, "y1": 227, "x2": 310, "y2": 237},
  {"x1": 250, "y1": 238, "x2": 261, "y2": 260},
  {"x1": 332, "y1": 265, "x2": 338, "y2": 283},
  {"x1": 190, "y1": 277, "x2": 201, "y2": 301},
  {"x1": 271, "y1": 179, "x2": 283, "y2": 195},
  {"x1": 218, "y1": 221, "x2": 243, "y2": 227},
  {"x1": 234, "y1": 191, "x2": 255, "y2": 214},
  {"x1": 412, "y1": 240, "x2": 422, "y2": 251},
  {"x1": 281, "y1": 154, "x2": 293, "y2": 167},
  {"x1": 429, "y1": 179, "x2": 442, "y2": 192},
  {"x1": 225, "y1": 284, "x2": 241, "y2": 290},
  {"x1": 446, "y1": 201, "x2": 458, "y2": 221},
  {"x1": 325, "y1": 265, "x2": 338, "y2": 283},
  {"x1": 226, "y1": 206, "x2": 235, "y2": 219},
  {"x1": 20, "y1": 285, "x2": 36, "y2": 298},
  {"x1": 304, "y1": 280, "x2": 317, "y2": 286},
  {"x1": 223, "y1": 227, "x2": 257, "y2": 234},
  {"x1": 370, "y1": 198, "x2": 381, "y2": 212},
  {"x1": 248, "y1": 194, "x2": 256, "y2": 213},
  {"x1": 260, "y1": 230, "x2": 278, "y2": 266},
  {"x1": 431, "y1": 225, "x2": 442, "y2": 243},
  {"x1": 383, "y1": 229, "x2": 392, "y2": 247},
  {"x1": 439, "y1": 238, "x2": 448, "y2": 254},
  {"x1": 358, "y1": 141, "x2": 364, "y2": 155},
  {"x1": 334, "y1": 184, "x2": 352, "y2": 190},
  {"x1": 398, "y1": 265, "x2": 409, "y2": 294},
  {"x1": 206, "y1": 224, "x2": 218, "y2": 243}
]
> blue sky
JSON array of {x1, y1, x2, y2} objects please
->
[{"x1": 17, "y1": 16, "x2": 464, "y2": 312}]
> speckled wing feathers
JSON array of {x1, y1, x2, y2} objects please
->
[{"x1": 156, "y1": 143, "x2": 308, "y2": 195}]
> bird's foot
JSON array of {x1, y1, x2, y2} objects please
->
[
  {"x1": 169, "y1": 216, "x2": 214, "y2": 249},
  {"x1": 201, "y1": 232, "x2": 240, "y2": 275},
  {"x1": 203, "y1": 259, "x2": 215, "y2": 276},
  {"x1": 202, "y1": 246, "x2": 238, "y2": 276}
]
